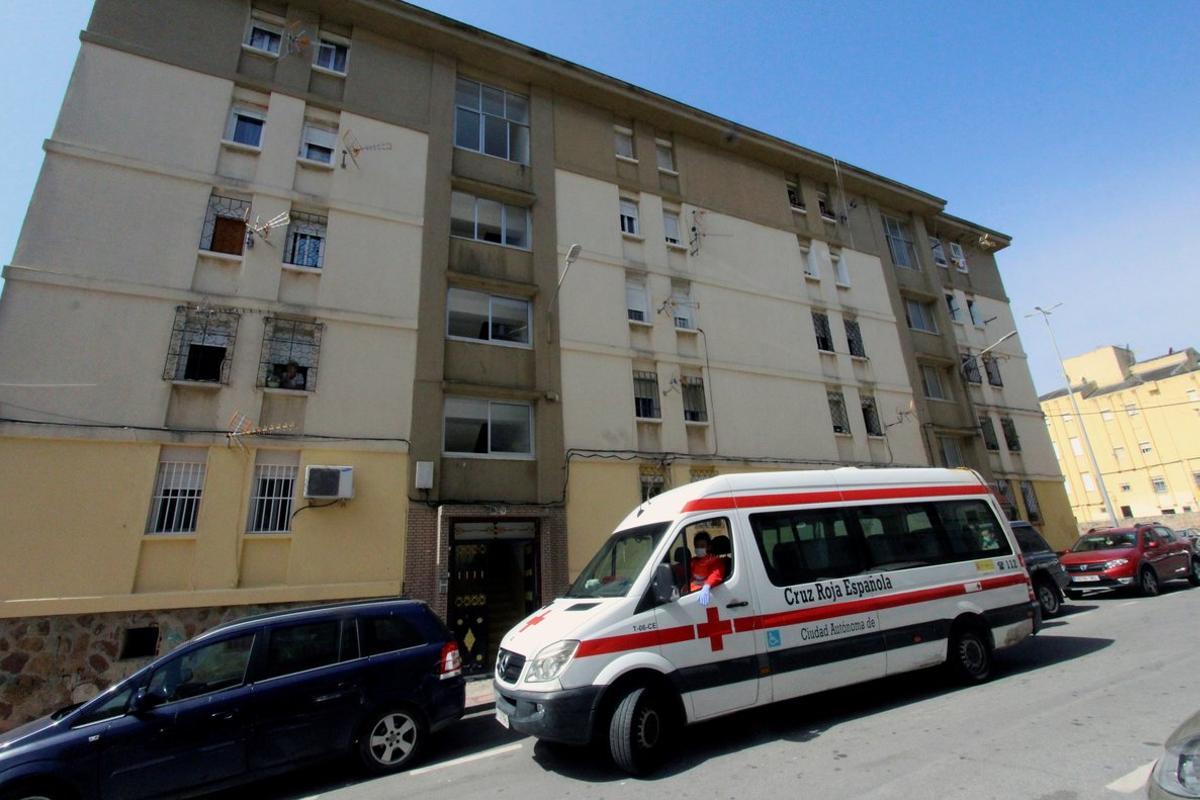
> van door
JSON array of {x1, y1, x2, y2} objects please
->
[{"x1": 653, "y1": 516, "x2": 760, "y2": 719}]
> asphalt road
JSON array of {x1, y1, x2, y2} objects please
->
[{"x1": 218, "y1": 582, "x2": 1200, "y2": 800}]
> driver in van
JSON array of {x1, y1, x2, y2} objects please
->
[{"x1": 689, "y1": 530, "x2": 726, "y2": 607}]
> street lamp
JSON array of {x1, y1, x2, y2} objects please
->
[
  {"x1": 546, "y1": 243, "x2": 582, "y2": 342},
  {"x1": 1026, "y1": 303, "x2": 1119, "y2": 527},
  {"x1": 978, "y1": 329, "x2": 1017, "y2": 358}
]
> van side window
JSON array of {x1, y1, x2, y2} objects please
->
[
  {"x1": 852, "y1": 503, "x2": 949, "y2": 569},
  {"x1": 939, "y1": 500, "x2": 1012, "y2": 559},
  {"x1": 263, "y1": 621, "x2": 340, "y2": 679},
  {"x1": 663, "y1": 531, "x2": 691, "y2": 594},
  {"x1": 360, "y1": 615, "x2": 425, "y2": 656},
  {"x1": 750, "y1": 508, "x2": 864, "y2": 586}
]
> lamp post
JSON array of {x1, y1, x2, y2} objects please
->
[
  {"x1": 546, "y1": 243, "x2": 582, "y2": 343},
  {"x1": 1026, "y1": 303, "x2": 1119, "y2": 527}
]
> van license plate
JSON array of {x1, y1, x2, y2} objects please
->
[
  {"x1": 1072, "y1": 575, "x2": 1100, "y2": 582},
  {"x1": 496, "y1": 709, "x2": 510, "y2": 728}
]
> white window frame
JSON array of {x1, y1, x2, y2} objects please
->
[
  {"x1": 146, "y1": 449, "x2": 207, "y2": 535},
  {"x1": 817, "y1": 191, "x2": 836, "y2": 221},
  {"x1": 619, "y1": 199, "x2": 640, "y2": 236},
  {"x1": 967, "y1": 297, "x2": 985, "y2": 327},
  {"x1": 883, "y1": 215, "x2": 918, "y2": 269},
  {"x1": 655, "y1": 138, "x2": 677, "y2": 173},
  {"x1": 1102, "y1": 410, "x2": 1115, "y2": 421},
  {"x1": 922, "y1": 365, "x2": 946, "y2": 400},
  {"x1": 801, "y1": 245, "x2": 818, "y2": 278},
  {"x1": 1125, "y1": 403, "x2": 1139, "y2": 417},
  {"x1": 663, "y1": 210, "x2": 683, "y2": 246},
  {"x1": 1152, "y1": 476, "x2": 1168, "y2": 494},
  {"x1": 299, "y1": 123, "x2": 338, "y2": 164},
  {"x1": 614, "y1": 126, "x2": 636, "y2": 161},
  {"x1": 1113, "y1": 446, "x2": 1126, "y2": 460},
  {"x1": 442, "y1": 397, "x2": 534, "y2": 459},
  {"x1": 930, "y1": 237, "x2": 948, "y2": 268},
  {"x1": 1081, "y1": 472, "x2": 1096, "y2": 492},
  {"x1": 313, "y1": 36, "x2": 350, "y2": 75},
  {"x1": 949, "y1": 241, "x2": 969, "y2": 272},
  {"x1": 670, "y1": 282, "x2": 695, "y2": 330},
  {"x1": 454, "y1": 77, "x2": 530, "y2": 165},
  {"x1": 224, "y1": 106, "x2": 265, "y2": 149},
  {"x1": 246, "y1": 460, "x2": 299, "y2": 533},
  {"x1": 244, "y1": 17, "x2": 283, "y2": 56},
  {"x1": 1069, "y1": 437, "x2": 1083, "y2": 456},
  {"x1": 1139, "y1": 441, "x2": 1153, "y2": 454},
  {"x1": 906, "y1": 299, "x2": 938, "y2": 333},
  {"x1": 625, "y1": 276, "x2": 650, "y2": 323},
  {"x1": 832, "y1": 251, "x2": 849, "y2": 285},
  {"x1": 1188, "y1": 388, "x2": 1198, "y2": 403},
  {"x1": 450, "y1": 191, "x2": 531, "y2": 250},
  {"x1": 445, "y1": 287, "x2": 532, "y2": 348}
]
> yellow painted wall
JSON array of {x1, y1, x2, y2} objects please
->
[
  {"x1": 565, "y1": 460, "x2": 643, "y2": 578},
  {"x1": 1029, "y1": 480, "x2": 1078, "y2": 550}
]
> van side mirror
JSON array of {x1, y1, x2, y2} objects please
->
[{"x1": 652, "y1": 563, "x2": 677, "y2": 605}]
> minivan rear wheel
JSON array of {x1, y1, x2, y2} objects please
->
[
  {"x1": 948, "y1": 626, "x2": 993, "y2": 684},
  {"x1": 358, "y1": 707, "x2": 426, "y2": 773},
  {"x1": 609, "y1": 685, "x2": 674, "y2": 776}
]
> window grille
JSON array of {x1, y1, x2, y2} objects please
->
[
  {"x1": 786, "y1": 180, "x2": 804, "y2": 209},
  {"x1": 1020, "y1": 481, "x2": 1041, "y2": 523},
  {"x1": 882, "y1": 215, "x2": 917, "y2": 269},
  {"x1": 995, "y1": 480, "x2": 1018, "y2": 520},
  {"x1": 284, "y1": 211, "x2": 327, "y2": 268},
  {"x1": 984, "y1": 357, "x2": 1003, "y2": 387},
  {"x1": 930, "y1": 237, "x2": 948, "y2": 267},
  {"x1": 844, "y1": 318, "x2": 866, "y2": 357},
  {"x1": 147, "y1": 460, "x2": 206, "y2": 534},
  {"x1": 200, "y1": 193, "x2": 250, "y2": 255},
  {"x1": 454, "y1": 77, "x2": 530, "y2": 164},
  {"x1": 247, "y1": 464, "x2": 298, "y2": 533},
  {"x1": 633, "y1": 370, "x2": 660, "y2": 419},
  {"x1": 1000, "y1": 417, "x2": 1021, "y2": 451},
  {"x1": 961, "y1": 354, "x2": 982, "y2": 384},
  {"x1": 639, "y1": 465, "x2": 664, "y2": 501},
  {"x1": 980, "y1": 416, "x2": 1000, "y2": 451},
  {"x1": 690, "y1": 466, "x2": 717, "y2": 482},
  {"x1": 828, "y1": 390, "x2": 850, "y2": 434},
  {"x1": 163, "y1": 306, "x2": 239, "y2": 384},
  {"x1": 817, "y1": 191, "x2": 835, "y2": 220},
  {"x1": 861, "y1": 395, "x2": 883, "y2": 436},
  {"x1": 258, "y1": 318, "x2": 323, "y2": 390},
  {"x1": 682, "y1": 376, "x2": 707, "y2": 422},
  {"x1": 812, "y1": 311, "x2": 834, "y2": 352}
]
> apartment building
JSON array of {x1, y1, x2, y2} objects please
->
[
  {"x1": 0, "y1": 0, "x2": 1069, "y2": 725},
  {"x1": 1041, "y1": 346, "x2": 1200, "y2": 527}
]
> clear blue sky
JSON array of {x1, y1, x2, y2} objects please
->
[{"x1": 2, "y1": 0, "x2": 1197, "y2": 395}]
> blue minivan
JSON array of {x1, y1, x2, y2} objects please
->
[{"x1": 0, "y1": 599, "x2": 464, "y2": 800}]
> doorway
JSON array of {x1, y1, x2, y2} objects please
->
[{"x1": 448, "y1": 520, "x2": 539, "y2": 675}]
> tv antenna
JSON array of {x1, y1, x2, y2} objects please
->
[
  {"x1": 283, "y1": 20, "x2": 313, "y2": 57},
  {"x1": 243, "y1": 210, "x2": 290, "y2": 248},
  {"x1": 977, "y1": 233, "x2": 999, "y2": 251},
  {"x1": 227, "y1": 411, "x2": 296, "y2": 450},
  {"x1": 340, "y1": 129, "x2": 393, "y2": 169}
]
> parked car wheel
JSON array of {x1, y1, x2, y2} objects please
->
[
  {"x1": 0, "y1": 782, "x2": 63, "y2": 800},
  {"x1": 1138, "y1": 567, "x2": 1160, "y2": 597},
  {"x1": 948, "y1": 625, "x2": 993, "y2": 683},
  {"x1": 1189, "y1": 558, "x2": 1200, "y2": 587},
  {"x1": 609, "y1": 685, "x2": 674, "y2": 775},
  {"x1": 358, "y1": 707, "x2": 426, "y2": 773},
  {"x1": 1035, "y1": 579, "x2": 1063, "y2": 618}
]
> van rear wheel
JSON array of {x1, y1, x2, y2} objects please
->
[
  {"x1": 948, "y1": 626, "x2": 993, "y2": 684},
  {"x1": 609, "y1": 686, "x2": 674, "y2": 776}
]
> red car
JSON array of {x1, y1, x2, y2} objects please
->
[{"x1": 1062, "y1": 524, "x2": 1200, "y2": 598}]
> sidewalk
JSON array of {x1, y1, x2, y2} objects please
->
[{"x1": 465, "y1": 676, "x2": 495, "y2": 708}]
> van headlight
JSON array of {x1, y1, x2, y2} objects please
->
[
  {"x1": 525, "y1": 640, "x2": 579, "y2": 683},
  {"x1": 1152, "y1": 730, "x2": 1200, "y2": 797}
]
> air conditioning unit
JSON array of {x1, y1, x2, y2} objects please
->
[{"x1": 304, "y1": 465, "x2": 354, "y2": 500}]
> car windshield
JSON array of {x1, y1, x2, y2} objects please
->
[
  {"x1": 567, "y1": 522, "x2": 670, "y2": 598},
  {"x1": 1072, "y1": 532, "x2": 1136, "y2": 551}
]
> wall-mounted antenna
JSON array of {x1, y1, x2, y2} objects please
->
[
  {"x1": 284, "y1": 20, "x2": 313, "y2": 57},
  {"x1": 340, "y1": 129, "x2": 393, "y2": 169},
  {"x1": 243, "y1": 210, "x2": 290, "y2": 248}
]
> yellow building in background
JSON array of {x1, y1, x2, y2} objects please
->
[{"x1": 1040, "y1": 346, "x2": 1200, "y2": 527}]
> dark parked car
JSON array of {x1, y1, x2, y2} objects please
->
[
  {"x1": 1061, "y1": 524, "x2": 1200, "y2": 598},
  {"x1": 0, "y1": 599, "x2": 464, "y2": 800},
  {"x1": 1011, "y1": 521, "x2": 1070, "y2": 617}
]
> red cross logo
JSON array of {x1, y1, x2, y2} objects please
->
[
  {"x1": 695, "y1": 607, "x2": 733, "y2": 652},
  {"x1": 518, "y1": 609, "x2": 551, "y2": 632}
]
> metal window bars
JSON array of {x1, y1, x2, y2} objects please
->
[
  {"x1": 146, "y1": 461, "x2": 206, "y2": 534},
  {"x1": 258, "y1": 317, "x2": 323, "y2": 390},
  {"x1": 247, "y1": 464, "x2": 298, "y2": 533},
  {"x1": 984, "y1": 357, "x2": 1004, "y2": 387},
  {"x1": 639, "y1": 465, "x2": 665, "y2": 501},
  {"x1": 283, "y1": 212, "x2": 328, "y2": 268},
  {"x1": 961, "y1": 354, "x2": 982, "y2": 384},
  {"x1": 812, "y1": 312, "x2": 834, "y2": 352},
  {"x1": 1020, "y1": 481, "x2": 1041, "y2": 522},
  {"x1": 200, "y1": 193, "x2": 251, "y2": 251},
  {"x1": 980, "y1": 416, "x2": 1000, "y2": 451},
  {"x1": 828, "y1": 391, "x2": 850, "y2": 434},
  {"x1": 844, "y1": 319, "x2": 866, "y2": 358},
  {"x1": 1001, "y1": 417, "x2": 1021, "y2": 452},
  {"x1": 163, "y1": 305, "x2": 239, "y2": 384},
  {"x1": 861, "y1": 396, "x2": 883, "y2": 436},
  {"x1": 633, "y1": 370, "x2": 661, "y2": 419},
  {"x1": 682, "y1": 376, "x2": 707, "y2": 422}
]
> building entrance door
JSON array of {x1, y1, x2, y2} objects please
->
[{"x1": 449, "y1": 520, "x2": 539, "y2": 675}]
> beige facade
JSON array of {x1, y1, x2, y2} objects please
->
[
  {"x1": 0, "y1": 0, "x2": 1069, "y2": 725},
  {"x1": 1041, "y1": 346, "x2": 1200, "y2": 526}
]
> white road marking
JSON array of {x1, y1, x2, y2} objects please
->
[
  {"x1": 1118, "y1": 600, "x2": 1138, "y2": 607},
  {"x1": 407, "y1": 742, "x2": 525, "y2": 776},
  {"x1": 1105, "y1": 760, "x2": 1155, "y2": 793}
]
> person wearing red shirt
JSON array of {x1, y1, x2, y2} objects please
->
[{"x1": 689, "y1": 531, "x2": 726, "y2": 606}]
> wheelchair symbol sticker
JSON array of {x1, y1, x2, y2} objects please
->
[{"x1": 767, "y1": 629, "x2": 781, "y2": 648}]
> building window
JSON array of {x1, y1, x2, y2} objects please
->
[
  {"x1": 1152, "y1": 476, "x2": 1168, "y2": 494},
  {"x1": 1020, "y1": 487, "x2": 1040, "y2": 521},
  {"x1": 832, "y1": 250, "x2": 849, "y2": 285},
  {"x1": 812, "y1": 311, "x2": 834, "y2": 352},
  {"x1": 862, "y1": 395, "x2": 883, "y2": 436},
  {"x1": 1069, "y1": 436, "x2": 1083, "y2": 456},
  {"x1": 828, "y1": 390, "x2": 850, "y2": 434},
  {"x1": 655, "y1": 138, "x2": 676, "y2": 172},
  {"x1": 146, "y1": 451, "x2": 206, "y2": 534},
  {"x1": 786, "y1": 179, "x2": 804, "y2": 210},
  {"x1": 245, "y1": 18, "x2": 283, "y2": 55},
  {"x1": 1000, "y1": 417, "x2": 1021, "y2": 451},
  {"x1": 844, "y1": 318, "x2": 866, "y2": 358},
  {"x1": 450, "y1": 191, "x2": 529, "y2": 248},
  {"x1": 625, "y1": 276, "x2": 649, "y2": 322},
  {"x1": 1062, "y1": 413, "x2": 1073, "y2": 423},
  {"x1": 1102, "y1": 410, "x2": 1115, "y2": 421},
  {"x1": 905, "y1": 299, "x2": 938, "y2": 333},
  {"x1": 1138, "y1": 441, "x2": 1152, "y2": 455},
  {"x1": 984, "y1": 357, "x2": 1003, "y2": 387},
  {"x1": 1114, "y1": 446, "x2": 1127, "y2": 461},
  {"x1": 258, "y1": 317, "x2": 323, "y2": 390},
  {"x1": 670, "y1": 281, "x2": 695, "y2": 329},
  {"x1": 946, "y1": 293, "x2": 963, "y2": 323},
  {"x1": 1125, "y1": 403, "x2": 1138, "y2": 417},
  {"x1": 961, "y1": 353, "x2": 982, "y2": 384},
  {"x1": 299, "y1": 123, "x2": 337, "y2": 164},
  {"x1": 619, "y1": 199, "x2": 640, "y2": 235},
  {"x1": 443, "y1": 397, "x2": 533, "y2": 456},
  {"x1": 1081, "y1": 472, "x2": 1096, "y2": 492},
  {"x1": 980, "y1": 416, "x2": 1000, "y2": 451},
  {"x1": 1120, "y1": 504, "x2": 1132, "y2": 519},
  {"x1": 801, "y1": 244, "x2": 817, "y2": 278},
  {"x1": 446, "y1": 287, "x2": 531, "y2": 347},
  {"x1": 1052, "y1": 441, "x2": 1061, "y2": 460},
  {"x1": 1188, "y1": 389, "x2": 1199, "y2": 403},
  {"x1": 882, "y1": 215, "x2": 917, "y2": 269},
  {"x1": 817, "y1": 189, "x2": 836, "y2": 220},
  {"x1": 994, "y1": 480, "x2": 1018, "y2": 520},
  {"x1": 1194, "y1": 471, "x2": 1200, "y2": 488},
  {"x1": 940, "y1": 437, "x2": 964, "y2": 467},
  {"x1": 200, "y1": 193, "x2": 250, "y2": 255},
  {"x1": 454, "y1": 78, "x2": 529, "y2": 164},
  {"x1": 314, "y1": 38, "x2": 349, "y2": 74},
  {"x1": 614, "y1": 125, "x2": 635, "y2": 160},
  {"x1": 283, "y1": 211, "x2": 327, "y2": 269},
  {"x1": 690, "y1": 466, "x2": 717, "y2": 482},
  {"x1": 967, "y1": 298, "x2": 985, "y2": 326},
  {"x1": 1120, "y1": 483, "x2": 1131, "y2": 492},
  {"x1": 247, "y1": 459, "x2": 298, "y2": 533},
  {"x1": 682, "y1": 375, "x2": 707, "y2": 422},
  {"x1": 163, "y1": 306, "x2": 239, "y2": 384},
  {"x1": 921, "y1": 365, "x2": 946, "y2": 400},
  {"x1": 224, "y1": 107, "x2": 265, "y2": 148},
  {"x1": 119, "y1": 626, "x2": 160, "y2": 660},
  {"x1": 664, "y1": 210, "x2": 682, "y2": 245},
  {"x1": 949, "y1": 241, "x2": 969, "y2": 271},
  {"x1": 640, "y1": 465, "x2": 664, "y2": 501},
  {"x1": 633, "y1": 370, "x2": 661, "y2": 419},
  {"x1": 930, "y1": 237, "x2": 948, "y2": 268}
]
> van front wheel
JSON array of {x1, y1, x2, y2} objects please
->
[{"x1": 609, "y1": 686, "x2": 673, "y2": 776}]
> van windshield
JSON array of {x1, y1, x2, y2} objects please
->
[{"x1": 567, "y1": 522, "x2": 670, "y2": 598}]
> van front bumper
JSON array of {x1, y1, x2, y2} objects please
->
[{"x1": 493, "y1": 682, "x2": 602, "y2": 746}]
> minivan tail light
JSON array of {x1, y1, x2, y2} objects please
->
[{"x1": 439, "y1": 642, "x2": 462, "y2": 679}]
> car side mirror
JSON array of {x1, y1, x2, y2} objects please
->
[
  {"x1": 1147, "y1": 540, "x2": 1158, "y2": 548},
  {"x1": 651, "y1": 563, "x2": 677, "y2": 605},
  {"x1": 130, "y1": 686, "x2": 166, "y2": 714}
]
